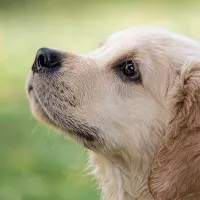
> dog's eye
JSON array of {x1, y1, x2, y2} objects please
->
[
  {"x1": 121, "y1": 61, "x2": 135, "y2": 77},
  {"x1": 117, "y1": 60, "x2": 141, "y2": 82}
]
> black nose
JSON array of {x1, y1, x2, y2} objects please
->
[{"x1": 32, "y1": 48, "x2": 62, "y2": 72}]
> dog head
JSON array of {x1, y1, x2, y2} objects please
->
[{"x1": 26, "y1": 26, "x2": 200, "y2": 199}]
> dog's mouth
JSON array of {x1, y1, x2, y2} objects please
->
[
  {"x1": 28, "y1": 85, "x2": 33, "y2": 93},
  {"x1": 27, "y1": 84, "x2": 102, "y2": 148}
]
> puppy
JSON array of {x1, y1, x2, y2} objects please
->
[{"x1": 26, "y1": 26, "x2": 200, "y2": 200}]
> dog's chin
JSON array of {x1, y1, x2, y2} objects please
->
[{"x1": 27, "y1": 89, "x2": 101, "y2": 149}]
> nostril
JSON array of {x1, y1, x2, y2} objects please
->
[{"x1": 38, "y1": 54, "x2": 46, "y2": 67}]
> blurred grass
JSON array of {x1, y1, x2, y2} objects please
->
[{"x1": 1, "y1": 0, "x2": 200, "y2": 200}]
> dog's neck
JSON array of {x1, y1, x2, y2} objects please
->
[
  {"x1": 89, "y1": 150, "x2": 154, "y2": 200},
  {"x1": 88, "y1": 110, "x2": 167, "y2": 200}
]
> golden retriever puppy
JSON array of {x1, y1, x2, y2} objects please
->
[{"x1": 26, "y1": 26, "x2": 200, "y2": 200}]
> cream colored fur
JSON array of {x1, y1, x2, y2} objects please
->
[{"x1": 26, "y1": 26, "x2": 200, "y2": 200}]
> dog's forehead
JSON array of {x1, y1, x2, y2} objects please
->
[
  {"x1": 87, "y1": 25, "x2": 200, "y2": 67},
  {"x1": 107, "y1": 26, "x2": 169, "y2": 45},
  {"x1": 88, "y1": 26, "x2": 175, "y2": 61}
]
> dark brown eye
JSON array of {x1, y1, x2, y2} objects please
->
[
  {"x1": 114, "y1": 59, "x2": 141, "y2": 83},
  {"x1": 122, "y1": 60, "x2": 135, "y2": 77}
]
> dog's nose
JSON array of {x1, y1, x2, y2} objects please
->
[{"x1": 32, "y1": 48, "x2": 62, "y2": 72}]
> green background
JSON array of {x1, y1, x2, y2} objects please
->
[{"x1": 1, "y1": 1, "x2": 200, "y2": 200}]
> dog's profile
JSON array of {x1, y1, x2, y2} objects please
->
[{"x1": 26, "y1": 26, "x2": 200, "y2": 200}]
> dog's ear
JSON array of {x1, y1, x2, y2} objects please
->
[{"x1": 148, "y1": 60, "x2": 200, "y2": 200}]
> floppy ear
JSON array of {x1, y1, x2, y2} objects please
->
[{"x1": 148, "y1": 60, "x2": 200, "y2": 200}]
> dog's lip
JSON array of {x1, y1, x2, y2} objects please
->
[{"x1": 28, "y1": 85, "x2": 33, "y2": 93}]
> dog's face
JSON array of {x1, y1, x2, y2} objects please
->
[
  {"x1": 27, "y1": 26, "x2": 177, "y2": 150},
  {"x1": 26, "y1": 26, "x2": 200, "y2": 199}
]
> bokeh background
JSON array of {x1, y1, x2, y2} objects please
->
[{"x1": 1, "y1": 0, "x2": 200, "y2": 200}]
